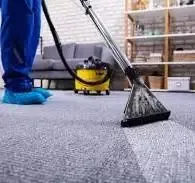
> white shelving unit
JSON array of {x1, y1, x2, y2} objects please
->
[{"x1": 124, "y1": 0, "x2": 195, "y2": 91}]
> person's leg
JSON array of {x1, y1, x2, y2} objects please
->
[{"x1": 1, "y1": 0, "x2": 46, "y2": 104}]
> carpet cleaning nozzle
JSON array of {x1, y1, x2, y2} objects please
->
[{"x1": 121, "y1": 67, "x2": 171, "y2": 127}]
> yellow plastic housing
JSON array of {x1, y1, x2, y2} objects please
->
[{"x1": 75, "y1": 69, "x2": 110, "y2": 94}]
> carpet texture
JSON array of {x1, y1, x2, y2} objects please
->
[{"x1": 0, "y1": 90, "x2": 194, "y2": 183}]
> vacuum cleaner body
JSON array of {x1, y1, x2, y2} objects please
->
[{"x1": 75, "y1": 57, "x2": 110, "y2": 95}]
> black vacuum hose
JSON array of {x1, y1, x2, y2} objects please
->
[{"x1": 42, "y1": 0, "x2": 112, "y2": 85}]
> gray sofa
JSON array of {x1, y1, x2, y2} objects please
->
[{"x1": 30, "y1": 42, "x2": 117, "y2": 89}]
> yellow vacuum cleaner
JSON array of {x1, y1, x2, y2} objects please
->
[{"x1": 74, "y1": 57, "x2": 110, "y2": 95}]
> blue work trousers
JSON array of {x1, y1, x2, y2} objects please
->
[{"x1": 1, "y1": 0, "x2": 41, "y2": 92}]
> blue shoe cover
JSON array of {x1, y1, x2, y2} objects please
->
[
  {"x1": 2, "y1": 89, "x2": 46, "y2": 105},
  {"x1": 33, "y1": 88, "x2": 53, "y2": 99}
]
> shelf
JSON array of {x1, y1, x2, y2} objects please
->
[
  {"x1": 125, "y1": 7, "x2": 165, "y2": 21},
  {"x1": 131, "y1": 62, "x2": 164, "y2": 65},
  {"x1": 168, "y1": 32, "x2": 195, "y2": 39},
  {"x1": 131, "y1": 61, "x2": 195, "y2": 66},
  {"x1": 169, "y1": 4, "x2": 195, "y2": 18},
  {"x1": 126, "y1": 4, "x2": 195, "y2": 21},
  {"x1": 126, "y1": 33, "x2": 195, "y2": 43},
  {"x1": 168, "y1": 33, "x2": 195, "y2": 44},
  {"x1": 126, "y1": 34, "x2": 165, "y2": 42}
]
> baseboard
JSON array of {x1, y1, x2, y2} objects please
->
[{"x1": 124, "y1": 88, "x2": 195, "y2": 93}]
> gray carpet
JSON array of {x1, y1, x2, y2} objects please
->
[{"x1": 0, "y1": 90, "x2": 194, "y2": 183}]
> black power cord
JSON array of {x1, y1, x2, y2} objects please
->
[{"x1": 42, "y1": 0, "x2": 112, "y2": 85}]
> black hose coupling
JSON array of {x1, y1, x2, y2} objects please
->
[{"x1": 80, "y1": 0, "x2": 92, "y2": 14}]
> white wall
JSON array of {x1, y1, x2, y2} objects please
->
[{"x1": 41, "y1": 0, "x2": 125, "y2": 49}]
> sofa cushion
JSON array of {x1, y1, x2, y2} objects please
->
[
  {"x1": 74, "y1": 43, "x2": 103, "y2": 59},
  {"x1": 52, "y1": 58, "x2": 86, "y2": 70},
  {"x1": 62, "y1": 43, "x2": 76, "y2": 59},
  {"x1": 43, "y1": 43, "x2": 76, "y2": 60},
  {"x1": 43, "y1": 46, "x2": 60, "y2": 60},
  {"x1": 32, "y1": 59, "x2": 54, "y2": 71}
]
